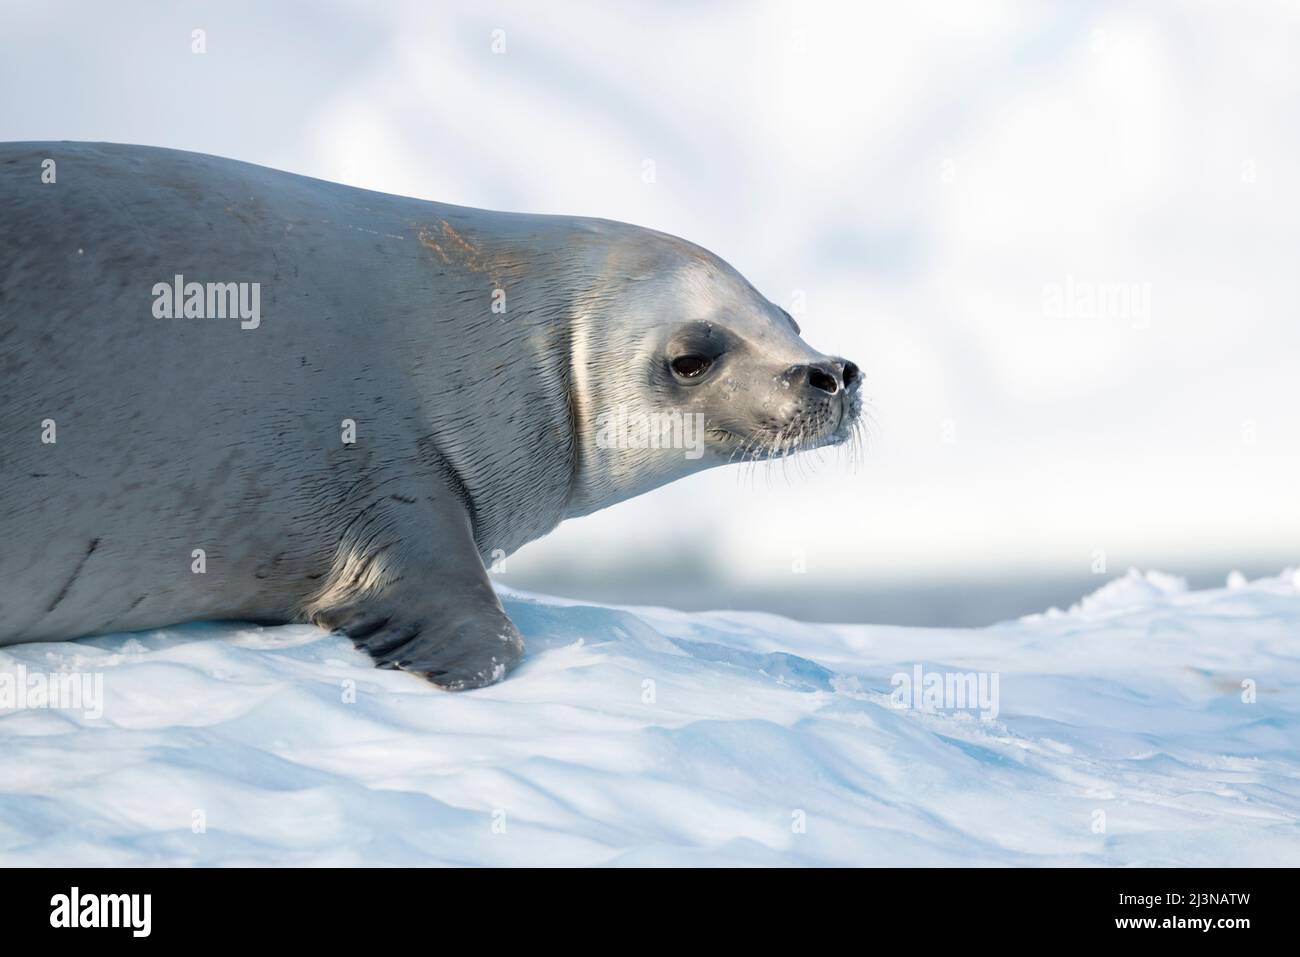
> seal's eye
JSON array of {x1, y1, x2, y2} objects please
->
[{"x1": 671, "y1": 355, "x2": 712, "y2": 379}]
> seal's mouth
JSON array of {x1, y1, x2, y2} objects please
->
[
  {"x1": 707, "y1": 389, "x2": 864, "y2": 463},
  {"x1": 829, "y1": 386, "x2": 864, "y2": 445}
]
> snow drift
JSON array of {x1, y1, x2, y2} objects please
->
[{"x1": 1, "y1": 568, "x2": 1297, "y2": 866}]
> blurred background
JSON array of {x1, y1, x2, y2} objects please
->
[{"x1": 3, "y1": 0, "x2": 1297, "y2": 625}]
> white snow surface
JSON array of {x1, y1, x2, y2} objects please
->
[{"x1": 2, "y1": 568, "x2": 1298, "y2": 866}]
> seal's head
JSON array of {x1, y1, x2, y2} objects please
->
[{"x1": 568, "y1": 222, "x2": 863, "y2": 514}]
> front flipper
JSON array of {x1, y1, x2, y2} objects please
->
[
  {"x1": 304, "y1": 483, "x2": 524, "y2": 691},
  {"x1": 315, "y1": 583, "x2": 523, "y2": 690}
]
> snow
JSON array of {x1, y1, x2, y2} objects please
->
[{"x1": 2, "y1": 569, "x2": 1298, "y2": 866}]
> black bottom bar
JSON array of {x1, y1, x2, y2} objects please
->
[{"x1": 0, "y1": 866, "x2": 1286, "y2": 944}]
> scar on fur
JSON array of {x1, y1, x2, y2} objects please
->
[
  {"x1": 418, "y1": 220, "x2": 481, "y2": 268},
  {"x1": 417, "y1": 220, "x2": 525, "y2": 290}
]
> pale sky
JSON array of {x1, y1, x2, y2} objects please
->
[{"x1": 3, "y1": 0, "x2": 1297, "y2": 589}]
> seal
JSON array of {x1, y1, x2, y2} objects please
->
[{"x1": 0, "y1": 142, "x2": 862, "y2": 689}]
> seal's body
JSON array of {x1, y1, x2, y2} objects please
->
[{"x1": 1, "y1": 142, "x2": 860, "y2": 688}]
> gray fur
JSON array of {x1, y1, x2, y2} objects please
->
[{"x1": 0, "y1": 142, "x2": 859, "y2": 690}]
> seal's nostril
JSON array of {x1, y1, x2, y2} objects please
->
[
  {"x1": 808, "y1": 366, "x2": 838, "y2": 395},
  {"x1": 842, "y1": 361, "x2": 860, "y2": 390}
]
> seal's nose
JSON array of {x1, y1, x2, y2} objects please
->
[
  {"x1": 839, "y1": 359, "x2": 861, "y2": 392},
  {"x1": 806, "y1": 363, "x2": 839, "y2": 395},
  {"x1": 783, "y1": 359, "x2": 859, "y2": 396}
]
